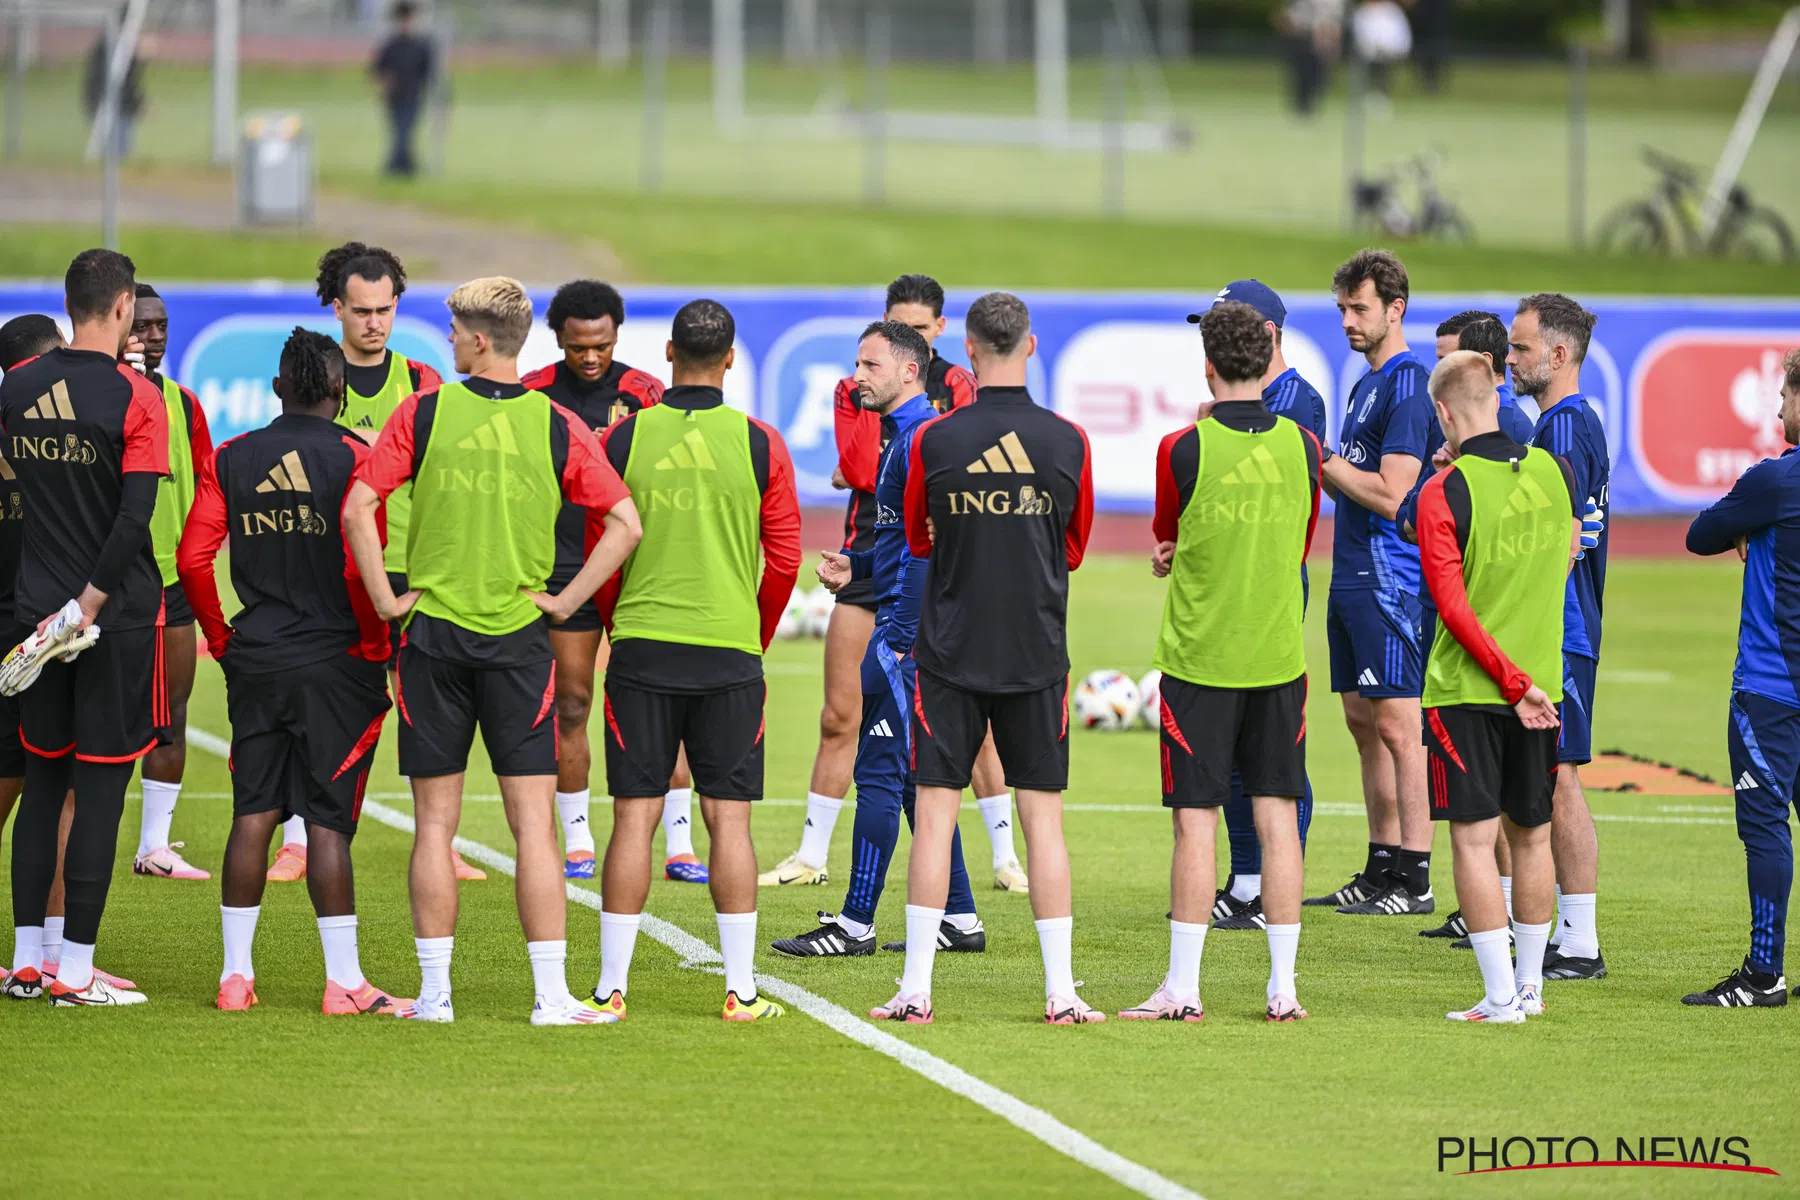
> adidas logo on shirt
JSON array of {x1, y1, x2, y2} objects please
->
[
  {"x1": 458, "y1": 413, "x2": 520, "y2": 454},
  {"x1": 1500, "y1": 473, "x2": 1554, "y2": 517},
  {"x1": 653, "y1": 429, "x2": 717, "y2": 471},
  {"x1": 1219, "y1": 443, "x2": 1284, "y2": 485},
  {"x1": 1737, "y1": 771, "x2": 1760, "y2": 791},
  {"x1": 355, "y1": 415, "x2": 375, "y2": 429},
  {"x1": 1358, "y1": 668, "x2": 1381, "y2": 688},
  {"x1": 868, "y1": 719, "x2": 895, "y2": 738},
  {"x1": 255, "y1": 451, "x2": 313, "y2": 493},
  {"x1": 965, "y1": 432, "x2": 1035, "y2": 475},
  {"x1": 23, "y1": 381, "x2": 75, "y2": 421}
]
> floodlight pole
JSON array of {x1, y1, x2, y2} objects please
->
[
  {"x1": 1343, "y1": 55, "x2": 1367, "y2": 231},
  {"x1": 100, "y1": 11, "x2": 120, "y2": 250},
  {"x1": 597, "y1": 0, "x2": 629, "y2": 68},
  {"x1": 642, "y1": 0, "x2": 670, "y2": 191},
  {"x1": 1699, "y1": 6, "x2": 1800, "y2": 241},
  {"x1": 1102, "y1": 21, "x2": 1125, "y2": 216},
  {"x1": 862, "y1": 0, "x2": 888, "y2": 205},
  {"x1": 4, "y1": 12, "x2": 25, "y2": 161},
  {"x1": 713, "y1": 0, "x2": 745, "y2": 131},
  {"x1": 211, "y1": 0, "x2": 239, "y2": 166},
  {"x1": 1568, "y1": 44, "x2": 1587, "y2": 249},
  {"x1": 1035, "y1": 0, "x2": 1068, "y2": 143}
]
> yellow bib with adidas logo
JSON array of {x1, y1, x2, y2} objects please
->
[
  {"x1": 612, "y1": 402, "x2": 763, "y2": 655},
  {"x1": 1422, "y1": 448, "x2": 1569, "y2": 707},
  {"x1": 1153, "y1": 417, "x2": 1310, "y2": 688},
  {"x1": 406, "y1": 381, "x2": 559, "y2": 636},
  {"x1": 336, "y1": 350, "x2": 420, "y2": 576}
]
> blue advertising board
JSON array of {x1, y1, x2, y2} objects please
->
[{"x1": 3, "y1": 283, "x2": 1796, "y2": 514}]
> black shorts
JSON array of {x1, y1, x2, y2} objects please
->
[
  {"x1": 162, "y1": 582, "x2": 194, "y2": 627},
  {"x1": 153, "y1": 617, "x2": 198, "y2": 746},
  {"x1": 226, "y1": 655, "x2": 390, "y2": 835},
  {"x1": 1425, "y1": 705, "x2": 1558, "y2": 827},
  {"x1": 545, "y1": 566, "x2": 604, "y2": 633},
  {"x1": 1160, "y1": 674, "x2": 1308, "y2": 807},
  {"x1": 604, "y1": 677, "x2": 765, "y2": 801},
  {"x1": 386, "y1": 572, "x2": 409, "y2": 662},
  {"x1": 21, "y1": 625, "x2": 161, "y2": 763},
  {"x1": 395, "y1": 646, "x2": 557, "y2": 778},
  {"x1": 913, "y1": 669, "x2": 1069, "y2": 792},
  {"x1": 834, "y1": 576, "x2": 878, "y2": 612}
]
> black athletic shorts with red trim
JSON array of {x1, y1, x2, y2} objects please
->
[
  {"x1": 385, "y1": 572, "x2": 409, "y2": 661},
  {"x1": 603, "y1": 677, "x2": 766, "y2": 802},
  {"x1": 1424, "y1": 704, "x2": 1558, "y2": 827},
  {"x1": 544, "y1": 564, "x2": 605, "y2": 633},
  {"x1": 225, "y1": 654, "x2": 390, "y2": 835},
  {"x1": 395, "y1": 645, "x2": 557, "y2": 778},
  {"x1": 1160, "y1": 674, "x2": 1308, "y2": 808},
  {"x1": 162, "y1": 581, "x2": 194, "y2": 628},
  {"x1": 20, "y1": 625, "x2": 161, "y2": 763},
  {"x1": 912, "y1": 668, "x2": 1069, "y2": 792}
]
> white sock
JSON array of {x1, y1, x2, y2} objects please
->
[
  {"x1": 556, "y1": 789, "x2": 595, "y2": 855},
  {"x1": 975, "y1": 793, "x2": 1017, "y2": 867},
  {"x1": 1553, "y1": 884, "x2": 1562, "y2": 934},
  {"x1": 943, "y1": 911, "x2": 982, "y2": 933},
  {"x1": 1167, "y1": 919, "x2": 1206, "y2": 998},
  {"x1": 662, "y1": 788, "x2": 695, "y2": 859},
  {"x1": 1230, "y1": 873, "x2": 1262, "y2": 903},
  {"x1": 1469, "y1": 927, "x2": 1516, "y2": 1007},
  {"x1": 221, "y1": 905, "x2": 260, "y2": 983},
  {"x1": 1036, "y1": 915, "x2": 1075, "y2": 999},
  {"x1": 1557, "y1": 892, "x2": 1599, "y2": 958},
  {"x1": 58, "y1": 941, "x2": 95, "y2": 991},
  {"x1": 1500, "y1": 875, "x2": 1513, "y2": 922},
  {"x1": 137, "y1": 778, "x2": 182, "y2": 856},
  {"x1": 797, "y1": 791, "x2": 844, "y2": 868},
  {"x1": 283, "y1": 815, "x2": 309, "y2": 848},
  {"x1": 1513, "y1": 918, "x2": 1553, "y2": 991},
  {"x1": 716, "y1": 911, "x2": 758, "y2": 1001},
  {"x1": 41, "y1": 916, "x2": 64, "y2": 968},
  {"x1": 1265, "y1": 922, "x2": 1301, "y2": 1001},
  {"x1": 317, "y1": 915, "x2": 364, "y2": 990},
  {"x1": 11, "y1": 926, "x2": 43, "y2": 974},
  {"x1": 416, "y1": 935, "x2": 454, "y2": 1002},
  {"x1": 597, "y1": 911, "x2": 641, "y2": 998},
  {"x1": 901, "y1": 904, "x2": 943, "y2": 997},
  {"x1": 835, "y1": 913, "x2": 873, "y2": 939},
  {"x1": 527, "y1": 939, "x2": 572, "y2": 1006}
]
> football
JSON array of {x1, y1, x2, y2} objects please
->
[
  {"x1": 776, "y1": 586, "x2": 807, "y2": 640},
  {"x1": 1073, "y1": 669, "x2": 1141, "y2": 731},
  {"x1": 802, "y1": 584, "x2": 836, "y2": 638},
  {"x1": 1137, "y1": 669, "x2": 1162, "y2": 729}
]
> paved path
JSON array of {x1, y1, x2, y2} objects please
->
[{"x1": 0, "y1": 164, "x2": 624, "y2": 285}]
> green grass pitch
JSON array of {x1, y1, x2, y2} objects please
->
[{"x1": 1, "y1": 554, "x2": 1793, "y2": 1197}]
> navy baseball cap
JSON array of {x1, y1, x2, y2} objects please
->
[{"x1": 1187, "y1": 280, "x2": 1286, "y2": 329}]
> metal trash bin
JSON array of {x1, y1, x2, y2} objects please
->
[{"x1": 236, "y1": 112, "x2": 314, "y2": 227}]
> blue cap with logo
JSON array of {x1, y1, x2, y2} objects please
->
[{"x1": 1187, "y1": 279, "x2": 1287, "y2": 329}]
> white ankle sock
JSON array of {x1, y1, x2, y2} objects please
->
[
  {"x1": 943, "y1": 911, "x2": 982, "y2": 934},
  {"x1": 1557, "y1": 892, "x2": 1599, "y2": 958},
  {"x1": 1500, "y1": 875, "x2": 1513, "y2": 922},
  {"x1": 1035, "y1": 915, "x2": 1075, "y2": 999},
  {"x1": 662, "y1": 788, "x2": 695, "y2": 858},
  {"x1": 12, "y1": 926, "x2": 43, "y2": 974},
  {"x1": 58, "y1": 941, "x2": 94, "y2": 991},
  {"x1": 1168, "y1": 919, "x2": 1206, "y2": 998},
  {"x1": 556, "y1": 789, "x2": 595, "y2": 855},
  {"x1": 597, "y1": 911, "x2": 641, "y2": 998},
  {"x1": 1265, "y1": 922, "x2": 1300, "y2": 1001},
  {"x1": 1469, "y1": 927, "x2": 1516, "y2": 1007},
  {"x1": 416, "y1": 936, "x2": 453, "y2": 1003},
  {"x1": 1230, "y1": 873, "x2": 1262, "y2": 903},
  {"x1": 835, "y1": 913, "x2": 873, "y2": 939},
  {"x1": 901, "y1": 905, "x2": 943, "y2": 997},
  {"x1": 1513, "y1": 918, "x2": 1553, "y2": 990},
  {"x1": 137, "y1": 778, "x2": 182, "y2": 856},
  {"x1": 317, "y1": 915, "x2": 364, "y2": 990},
  {"x1": 716, "y1": 911, "x2": 758, "y2": 1001},
  {"x1": 283, "y1": 815, "x2": 309, "y2": 848},
  {"x1": 797, "y1": 792, "x2": 844, "y2": 868},
  {"x1": 975, "y1": 793, "x2": 1016, "y2": 867},
  {"x1": 41, "y1": 916, "x2": 64, "y2": 968},
  {"x1": 527, "y1": 939, "x2": 571, "y2": 1006},
  {"x1": 221, "y1": 905, "x2": 260, "y2": 983}
]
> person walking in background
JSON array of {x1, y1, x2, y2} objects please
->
[
  {"x1": 1409, "y1": 0, "x2": 1453, "y2": 92},
  {"x1": 82, "y1": 19, "x2": 145, "y2": 161},
  {"x1": 371, "y1": 1, "x2": 435, "y2": 178},
  {"x1": 1277, "y1": 0, "x2": 1343, "y2": 116}
]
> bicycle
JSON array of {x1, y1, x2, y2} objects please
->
[
  {"x1": 1596, "y1": 146, "x2": 1795, "y2": 263},
  {"x1": 1351, "y1": 149, "x2": 1474, "y2": 243}
]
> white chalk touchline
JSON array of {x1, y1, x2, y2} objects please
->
[{"x1": 183, "y1": 726, "x2": 1201, "y2": 1200}]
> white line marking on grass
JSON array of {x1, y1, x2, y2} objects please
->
[{"x1": 186, "y1": 728, "x2": 1202, "y2": 1200}]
